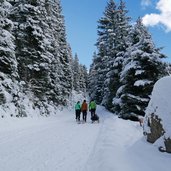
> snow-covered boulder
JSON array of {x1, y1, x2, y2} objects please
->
[{"x1": 144, "y1": 76, "x2": 171, "y2": 153}]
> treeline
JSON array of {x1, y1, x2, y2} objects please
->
[
  {"x1": 0, "y1": 0, "x2": 87, "y2": 117},
  {"x1": 88, "y1": 0, "x2": 169, "y2": 119}
]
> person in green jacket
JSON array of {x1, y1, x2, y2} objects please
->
[
  {"x1": 89, "y1": 99, "x2": 96, "y2": 117},
  {"x1": 75, "y1": 101, "x2": 81, "y2": 122}
]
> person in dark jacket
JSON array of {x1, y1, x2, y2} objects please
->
[{"x1": 81, "y1": 100, "x2": 88, "y2": 122}]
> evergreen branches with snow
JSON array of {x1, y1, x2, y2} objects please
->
[
  {"x1": 0, "y1": 0, "x2": 87, "y2": 117},
  {"x1": 88, "y1": 0, "x2": 168, "y2": 119}
]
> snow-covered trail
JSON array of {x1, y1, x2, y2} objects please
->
[
  {"x1": 84, "y1": 107, "x2": 171, "y2": 171},
  {"x1": 84, "y1": 114, "x2": 142, "y2": 171},
  {"x1": 0, "y1": 106, "x2": 170, "y2": 171},
  {"x1": 0, "y1": 110, "x2": 101, "y2": 171}
]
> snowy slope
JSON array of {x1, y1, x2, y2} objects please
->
[{"x1": 0, "y1": 106, "x2": 170, "y2": 171}]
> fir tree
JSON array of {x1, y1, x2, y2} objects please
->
[
  {"x1": 72, "y1": 54, "x2": 81, "y2": 91},
  {"x1": 93, "y1": 0, "x2": 118, "y2": 104},
  {"x1": 49, "y1": 0, "x2": 73, "y2": 103},
  {"x1": 0, "y1": 0, "x2": 88, "y2": 117},
  {"x1": 9, "y1": 0, "x2": 53, "y2": 102},
  {"x1": 102, "y1": 0, "x2": 131, "y2": 111},
  {"x1": 8, "y1": 0, "x2": 73, "y2": 106},
  {"x1": 116, "y1": 18, "x2": 167, "y2": 118},
  {"x1": 89, "y1": 0, "x2": 131, "y2": 109},
  {"x1": 0, "y1": 0, "x2": 20, "y2": 116},
  {"x1": 88, "y1": 52, "x2": 104, "y2": 103},
  {"x1": 79, "y1": 64, "x2": 88, "y2": 94}
]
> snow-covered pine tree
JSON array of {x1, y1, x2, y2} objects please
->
[
  {"x1": 88, "y1": 52, "x2": 104, "y2": 103},
  {"x1": 116, "y1": 18, "x2": 167, "y2": 118},
  {"x1": 101, "y1": 0, "x2": 131, "y2": 111},
  {"x1": 88, "y1": 52, "x2": 97, "y2": 100},
  {"x1": 79, "y1": 64, "x2": 88, "y2": 94},
  {"x1": 72, "y1": 54, "x2": 81, "y2": 92},
  {"x1": 0, "y1": 0, "x2": 88, "y2": 116},
  {"x1": 8, "y1": 0, "x2": 73, "y2": 108},
  {"x1": 48, "y1": 0, "x2": 73, "y2": 103},
  {"x1": 89, "y1": 0, "x2": 118, "y2": 104},
  {"x1": 66, "y1": 43, "x2": 74, "y2": 91},
  {"x1": 9, "y1": 0, "x2": 54, "y2": 105},
  {"x1": 71, "y1": 53, "x2": 88, "y2": 94},
  {"x1": 82, "y1": 65, "x2": 88, "y2": 91},
  {"x1": 89, "y1": 0, "x2": 131, "y2": 109},
  {"x1": 0, "y1": 0, "x2": 20, "y2": 117}
]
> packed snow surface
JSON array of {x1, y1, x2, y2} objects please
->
[{"x1": 0, "y1": 106, "x2": 170, "y2": 171}]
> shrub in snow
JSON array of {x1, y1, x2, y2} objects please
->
[{"x1": 144, "y1": 76, "x2": 171, "y2": 153}]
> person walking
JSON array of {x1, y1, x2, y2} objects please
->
[
  {"x1": 81, "y1": 100, "x2": 88, "y2": 122},
  {"x1": 89, "y1": 99, "x2": 96, "y2": 118},
  {"x1": 75, "y1": 101, "x2": 81, "y2": 122}
]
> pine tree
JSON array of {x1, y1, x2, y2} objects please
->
[
  {"x1": 0, "y1": 0, "x2": 17, "y2": 78},
  {"x1": 117, "y1": 18, "x2": 167, "y2": 118},
  {"x1": 103, "y1": 0, "x2": 131, "y2": 111},
  {"x1": 8, "y1": 0, "x2": 73, "y2": 107},
  {"x1": 91, "y1": 0, "x2": 118, "y2": 104},
  {"x1": 0, "y1": 0, "x2": 20, "y2": 117},
  {"x1": 0, "y1": 0, "x2": 88, "y2": 117},
  {"x1": 82, "y1": 65, "x2": 88, "y2": 91},
  {"x1": 89, "y1": 0, "x2": 131, "y2": 109},
  {"x1": 66, "y1": 43, "x2": 74, "y2": 91},
  {"x1": 79, "y1": 64, "x2": 88, "y2": 94},
  {"x1": 9, "y1": 0, "x2": 53, "y2": 102},
  {"x1": 88, "y1": 52, "x2": 104, "y2": 103},
  {"x1": 49, "y1": 0, "x2": 73, "y2": 103},
  {"x1": 72, "y1": 54, "x2": 81, "y2": 91}
]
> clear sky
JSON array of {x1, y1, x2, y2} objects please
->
[{"x1": 61, "y1": 0, "x2": 171, "y2": 68}]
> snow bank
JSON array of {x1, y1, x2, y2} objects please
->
[
  {"x1": 144, "y1": 76, "x2": 171, "y2": 152},
  {"x1": 0, "y1": 89, "x2": 87, "y2": 118}
]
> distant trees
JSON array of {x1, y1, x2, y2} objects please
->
[
  {"x1": 88, "y1": 52, "x2": 104, "y2": 104},
  {"x1": 72, "y1": 53, "x2": 88, "y2": 93},
  {"x1": 0, "y1": 0, "x2": 88, "y2": 117},
  {"x1": 88, "y1": 0, "x2": 167, "y2": 118}
]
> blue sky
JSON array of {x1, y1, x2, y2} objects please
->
[{"x1": 61, "y1": 0, "x2": 171, "y2": 68}]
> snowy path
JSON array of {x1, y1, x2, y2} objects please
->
[
  {"x1": 0, "y1": 112, "x2": 101, "y2": 171},
  {"x1": 0, "y1": 107, "x2": 170, "y2": 171},
  {"x1": 84, "y1": 107, "x2": 171, "y2": 171}
]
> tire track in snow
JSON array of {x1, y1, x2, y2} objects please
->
[{"x1": 83, "y1": 110, "x2": 143, "y2": 171}]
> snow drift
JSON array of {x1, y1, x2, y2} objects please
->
[{"x1": 144, "y1": 76, "x2": 171, "y2": 153}]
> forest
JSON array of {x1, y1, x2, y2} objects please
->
[{"x1": 0, "y1": 0, "x2": 170, "y2": 119}]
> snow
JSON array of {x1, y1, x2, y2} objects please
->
[
  {"x1": 145, "y1": 76, "x2": 171, "y2": 138},
  {"x1": 134, "y1": 80, "x2": 152, "y2": 86},
  {"x1": 0, "y1": 106, "x2": 170, "y2": 171},
  {"x1": 135, "y1": 69, "x2": 145, "y2": 75}
]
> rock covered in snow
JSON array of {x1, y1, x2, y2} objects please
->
[{"x1": 144, "y1": 76, "x2": 171, "y2": 153}]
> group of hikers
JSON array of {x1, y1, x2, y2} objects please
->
[{"x1": 75, "y1": 99, "x2": 98, "y2": 123}]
